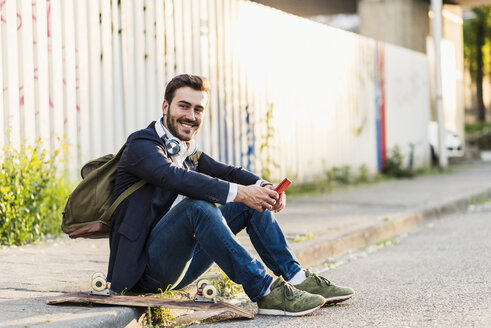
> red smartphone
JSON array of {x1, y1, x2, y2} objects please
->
[{"x1": 274, "y1": 178, "x2": 292, "y2": 194}]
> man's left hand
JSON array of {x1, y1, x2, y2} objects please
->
[{"x1": 264, "y1": 184, "x2": 286, "y2": 213}]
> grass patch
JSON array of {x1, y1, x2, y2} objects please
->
[{"x1": 470, "y1": 195, "x2": 490, "y2": 206}]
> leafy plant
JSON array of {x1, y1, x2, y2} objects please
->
[
  {"x1": 356, "y1": 164, "x2": 370, "y2": 183},
  {"x1": 326, "y1": 165, "x2": 351, "y2": 185},
  {"x1": 382, "y1": 145, "x2": 414, "y2": 178},
  {"x1": 259, "y1": 103, "x2": 280, "y2": 181},
  {"x1": 0, "y1": 140, "x2": 71, "y2": 245}
]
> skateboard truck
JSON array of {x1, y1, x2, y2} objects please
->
[
  {"x1": 89, "y1": 272, "x2": 110, "y2": 296},
  {"x1": 194, "y1": 279, "x2": 218, "y2": 303}
]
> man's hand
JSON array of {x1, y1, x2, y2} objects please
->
[
  {"x1": 235, "y1": 185, "x2": 278, "y2": 212},
  {"x1": 264, "y1": 184, "x2": 286, "y2": 213}
]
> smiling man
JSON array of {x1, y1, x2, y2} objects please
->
[{"x1": 107, "y1": 74, "x2": 354, "y2": 316}]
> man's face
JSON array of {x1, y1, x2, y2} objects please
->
[{"x1": 162, "y1": 86, "x2": 208, "y2": 141}]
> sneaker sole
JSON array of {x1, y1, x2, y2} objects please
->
[
  {"x1": 258, "y1": 302, "x2": 325, "y2": 316},
  {"x1": 324, "y1": 293, "x2": 354, "y2": 305}
]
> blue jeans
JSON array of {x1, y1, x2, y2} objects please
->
[{"x1": 133, "y1": 199, "x2": 301, "y2": 302}]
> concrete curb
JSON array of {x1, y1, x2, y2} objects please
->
[{"x1": 293, "y1": 186, "x2": 491, "y2": 268}]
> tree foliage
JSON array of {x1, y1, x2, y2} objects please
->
[
  {"x1": 463, "y1": 6, "x2": 491, "y2": 121},
  {"x1": 464, "y1": 7, "x2": 491, "y2": 79}
]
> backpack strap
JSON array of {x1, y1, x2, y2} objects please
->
[
  {"x1": 101, "y1": 179, "x2": 146, "y2": 222},
  {"x1": 188, "y1": 149, "x2": 201, "y2": 166}
]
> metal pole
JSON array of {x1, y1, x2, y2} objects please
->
[{"x1": 431, "y1": 0, "x2": 448, "y2": 168}]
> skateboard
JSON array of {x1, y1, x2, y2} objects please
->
[{"x1": 46, "y1": 274, "x2": 253, "y2": 319}]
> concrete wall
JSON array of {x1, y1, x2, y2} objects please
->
[
  {"x1": 358, "y1": 0, "x2": 430, "y2": 53},
  {"x1": 385, "y1": 44, "x2": 431, "y2": 168}
]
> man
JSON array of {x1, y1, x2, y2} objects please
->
[{"x1": 107, "y1": 74, "x2": 354, "y2": 316}]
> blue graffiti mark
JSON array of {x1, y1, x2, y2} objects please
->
[
  {"x1": 245, "y1": 105, "x2": 255, "y2": 172},
  {"x1": 375, "y1": 44, "x2": 382, "y2": 172}
]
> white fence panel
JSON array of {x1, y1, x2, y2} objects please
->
[
  {"x1": 61, "y1": 0, "x2": 78, "y2": 170},
  {"x1": 20, "y1": 0, "x2": 35, "y2": 146},
  {"x1": 0, "y1": 0, "x2": 432, "y2": 183},
  {"x1": 5, "y1": 0, "x2": 20, "y2": 149},
  {"x1": 34, "y1": 0, "x2": 51, "y2": 150},
  {"x1": 0, "y1": 7, "x2": 4, "y2": 149}
]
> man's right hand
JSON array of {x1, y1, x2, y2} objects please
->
[{"x1": 235, "y1": 184, "x2": 279, "y2": 212}]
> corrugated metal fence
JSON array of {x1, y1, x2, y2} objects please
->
[{"x1": 1, "y1": 0, "x2": 430, "y2": 183}]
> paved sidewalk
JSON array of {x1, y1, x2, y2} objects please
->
[{"x1": 2, "y1": 161, "x2": 491, "y2": 327}]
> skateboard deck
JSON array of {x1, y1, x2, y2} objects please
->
[{"x1": 46, "y1": 292, "x2": 254, "y2": 319}]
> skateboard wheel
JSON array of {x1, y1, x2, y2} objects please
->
[
  {"x1": 202, "y1": 285, "x2": 218, "y2": 299},
  {"x1": 91, "y1": 272, "x2": 106, "y2": 281},
  {"x1": 196, "y1": 279, "x2": 210, "y2": 289},
  {"x1": 92, "y1": 277, "x2": 107, "y2": 292}
]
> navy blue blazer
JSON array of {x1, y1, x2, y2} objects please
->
[{"x1": 107, "y1": 122, "x2": 260, "y2": 293}]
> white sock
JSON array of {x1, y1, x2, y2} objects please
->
[
  {"x1": 261, "y1": 279, "x2": 275, "y2": 297},
  {"x1": 287, "y1": 270, "x2": 306, "y2": 285}
]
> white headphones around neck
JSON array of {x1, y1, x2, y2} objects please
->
[{"x1": 158, "y1": 117, "x2": 197, "y2": 157}]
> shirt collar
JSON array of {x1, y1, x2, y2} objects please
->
[
  {"x1": 155, "y1": 117, "x2": 197, "y2": 157},
  {"x1": 155, "y1": 117, "x2": 177, "y2": 141}
]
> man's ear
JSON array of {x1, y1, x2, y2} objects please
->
[{"x1": 162, "y1": 99, "x2": 169, "y2": 116}]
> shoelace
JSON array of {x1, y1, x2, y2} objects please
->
[
  {"x1": 278, "y1": 279, "x2": 298, "y2": 312},
  {"x1": 309, "y1": 271, "x2": 332, "y2": 286},
  {"x1": 279, "y1": 279, "x2": 295, "y2": 299}
]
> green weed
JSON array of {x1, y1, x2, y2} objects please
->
[
  {"x1": 141, "y1": 285, "x2": 177, "y2": 327},
  {"x1": 212, "y1": 270, "x2": 243, "y2": 298},
  {"x1": 293, "y1": 233, "x2": 315, "y2": 243},
  {"x1": 142, "y1": 305, "x2": 174, "y2": 327}
]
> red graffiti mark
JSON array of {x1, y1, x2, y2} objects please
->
[
  {"x1": 0, "y1": 0, "x2": 5, "y2": 24},
  {"x1": 17, "y1": 12, "x2": 21, "y2": 30},
  {"x1": 34, "y1": 67, "x2": 38, "y2": 80},
  {"x1": 46, "y1": 0, "x2": 51, "y2": 37},
  {"x1": 2, "y1": 87, "x2": 7, "y2": 92},
  {"x1": 76, "y1": 105, "x2": 80, "y2": 112},
  {"x1": 49, "y1": 98, "x2": 54, "y2": 108},
  {"x1": 19, "y1": 86, "x2": 24, "y2": 106}
]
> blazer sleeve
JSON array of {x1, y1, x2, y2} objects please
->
[
  {"x1": 197, "y1": 152, "x2": 260, "y2": 186},
  {"x1": 122, "y1": 133, "x2": 231, "y2": 204}
]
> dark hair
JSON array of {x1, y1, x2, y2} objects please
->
[{"x1": 164, "y1": 74, "x2": 210, "y2": 104}]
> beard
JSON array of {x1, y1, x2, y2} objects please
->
[{"x1": 165, "y1": 114, "x2": 199, "y2": 141}]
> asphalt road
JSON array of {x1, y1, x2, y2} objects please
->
[{"x1": 202, "y1": 202, "x2": 491, "y2": 327}]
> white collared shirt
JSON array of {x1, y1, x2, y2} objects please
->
[{"x1": 155, "y1": 118, "x2": 238, "y2": 208}]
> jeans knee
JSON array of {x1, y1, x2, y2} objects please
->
[{"x1": 187, "y1": 200, "x2": 222, "y2": 221}]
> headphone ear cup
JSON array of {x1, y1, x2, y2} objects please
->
[{"x1": 166, "y1": 139, "x2": 180, "y2": 155}]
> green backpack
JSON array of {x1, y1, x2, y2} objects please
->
[{"x1": 61, "y1": 144, "x2": 145, "y2": 239}]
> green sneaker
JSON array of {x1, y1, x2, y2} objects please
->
[
  {"x1": 294, "y1": 269, "x2": 355, "y2": 305},
  {"x1": 257, "y1": 277, "x2": 325, "y2": 316}
]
